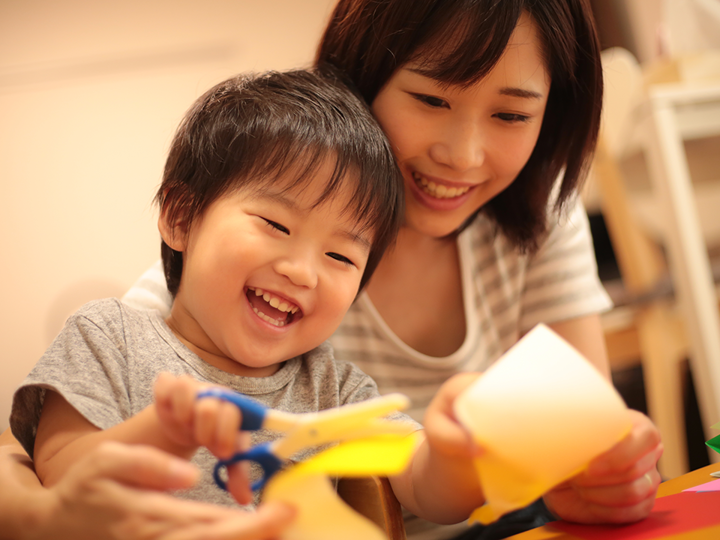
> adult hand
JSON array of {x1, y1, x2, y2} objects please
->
[
  {"x1": 15, "y1": 441, "x2": 294, "y2": 540},
  {"x1": 423, "y1": 372, "x2": 483, "y2": 460},
  {"x1": 543, "y1": 409, "x2": 662, "y2": 524}
]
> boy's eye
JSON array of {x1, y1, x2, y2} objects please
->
[
  {"x1": 262, "y1": 218, "x2": 289, "y2": 235},
  {"x1": 327, "y1": 252, "x2": 355, "y2": 267},
  {"x1": 412, "y1": 93, "x2": 448, "y2": 109},
  {"x1": 494, "y1": 112, "x2": 530, "y2": 123}
]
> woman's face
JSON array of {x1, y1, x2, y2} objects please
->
[{"x1": 371, "y1": 13, "x2": 551, "y2": 238}]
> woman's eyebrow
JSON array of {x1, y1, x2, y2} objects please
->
[
  {"x1": 499, "y1": 86, "x2": 544, "y2": 99},
  {"x1": 403, "y1": 67, "x2": 545, "y2": 100}
]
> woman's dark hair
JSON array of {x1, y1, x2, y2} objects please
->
[
  {"x1": 316, "y1": 0, "x2": 602, "y2": 251},
  {"x1": 159, "y1": 67, "x2": 403, "y2": 296}
]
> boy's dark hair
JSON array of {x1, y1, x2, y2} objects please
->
[
  {"x1": 316, "y1": 0, "x2": 602, "y2": 252},
  {"x1": 158, "y1": 67, "x2": 403, "y2": 296}
]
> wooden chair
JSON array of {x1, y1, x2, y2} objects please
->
[
  {"x1": 338, "y1": 476, "x2": 406, "y2": 539},
  {"x1": 591, "y1": 47, "x2": 720, "y2": 477},
  {"x1": 590, "y1": 48, "x2": 690, "y2": 479}
]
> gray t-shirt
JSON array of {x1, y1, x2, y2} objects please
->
[{"x1": 11, "y1": 298, "x2": 412, "y2": 507}]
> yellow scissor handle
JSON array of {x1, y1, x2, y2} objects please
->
[{"x1": 273, "y1": 393, "x2": 411, "y2": 458}]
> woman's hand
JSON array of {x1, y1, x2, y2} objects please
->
[
  {"x1": 543, "y1": 409, "x2": 663, "y2": 524},
  {"x1": 396, "y1": 373, "x2": 485, "y2": 524},
  {"x1": 10, "y1": 441, "x2": 294, "y2": 540}
]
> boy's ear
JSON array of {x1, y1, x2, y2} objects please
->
[{"x1": 158, "y1": 205, "x2": 189, "y2": 252}]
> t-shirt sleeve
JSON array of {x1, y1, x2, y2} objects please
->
[
  {"x1": 10, "y1": 299, "x2": 133, "y2": 458},
  {"x1": 121, "y1": 259, "x2": 173, "y2": 317},
  {"x1": 518, "y1": 198, "x2": 613, "y2": 333}
]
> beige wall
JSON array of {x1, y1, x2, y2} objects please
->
[{"x1": 0, "y1": 0, "x2": 335, "y2": 431}]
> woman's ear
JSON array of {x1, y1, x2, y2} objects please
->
[{"x1": 158, "y1": 205, "x2": 189, "y2": 252}]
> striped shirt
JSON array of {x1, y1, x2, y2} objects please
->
[{"x1": 327, "y1": 199, "x2": 612, "y2": 424}]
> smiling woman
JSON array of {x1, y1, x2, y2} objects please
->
[{"x1": 370, "y1": 12, "x2": 551, "y2": 239}]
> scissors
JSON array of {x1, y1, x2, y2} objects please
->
[{"x1": 196, "y1": 388, "x2": 413, "y2": 491}]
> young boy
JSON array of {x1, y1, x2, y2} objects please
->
[{"x1": 10, "y1": 68, "x2": 484, "y2": 525}]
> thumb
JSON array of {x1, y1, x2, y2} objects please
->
[{"x1": 424, "y1": 373, "x2": 483, "y2": 458}]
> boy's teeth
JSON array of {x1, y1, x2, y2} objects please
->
[
  {"x1": 414, "y1": 174, "x2": 470, "y2": 199},
  {"x1": 252, "y1": 307, "x2": 285, "y2": 327},
  {"x1": 248, "y1": 287, "x2": 298, "y2": 314}
]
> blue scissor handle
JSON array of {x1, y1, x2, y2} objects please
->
[
  {"x1": 196, "y1": 389, "x2": 280, "y2": 491},
  {"x1": 213, "y1": 443, "x2": 283, "y2": 492},
  {"x1": 196, "y1": 388, "x2": 267, "y2": 431}
]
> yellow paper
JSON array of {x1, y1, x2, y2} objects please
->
[
  {"x1": 264, "y1": 472, "x2": 387, "y2": 540},
  {"x1": 263, "y1": 433, "x2": 419, "y2": 540},
  {"x1": 454, "y1": 324, "x2": 631, "y2": 521},
  {"x1": 295, "y1": 433, "x2": 420, "y2": 477}
]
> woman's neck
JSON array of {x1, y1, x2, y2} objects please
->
[{"x1": 366, "y1": 227, "x2": 466, "y2": 357}]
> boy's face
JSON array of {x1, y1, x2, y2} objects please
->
[{"x1": 161, "y1": 160, "x2": 372, "y2": 377}]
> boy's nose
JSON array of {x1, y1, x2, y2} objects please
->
[
  {"x1": 429, "y1": 122, "x2": 485, "y2": 172},
  {"x1": 274, "y1": 251, "x2": 318, "y2": 289}
]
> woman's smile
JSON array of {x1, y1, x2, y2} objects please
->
[
  {"x1": 412, "y1": 172, "x2": 473, "y2": 199},
  {"x1": 370, "y1": 12, "x2": 550, "y2": 238}
]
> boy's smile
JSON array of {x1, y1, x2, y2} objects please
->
[
  {"x1": 246, "y1": 286, "x2": 301, "y2": 327},
  {"x1": 161, "y1": 159, "x2": 371, "y2": 377}
]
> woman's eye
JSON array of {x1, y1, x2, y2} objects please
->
[
  {"x1": 412, "y1": 93, "x2": 448, "y2": 109},
  {"x1": 495, "y1": 112, "x2": 530, "y2": 123},
  {"x1": 327, "y1": 252, "x2": 355, "y2": 267},
  {"x1": 262, "y1": 218, "x2": 289, "y2": 234}
]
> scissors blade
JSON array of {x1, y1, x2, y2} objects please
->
[{"x1": 272, "y1": 393, "x2": 410, "y2": 459}]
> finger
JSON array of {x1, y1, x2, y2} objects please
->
[
  {"x1": 572, "y1": 468, "x2": 660, "y2": 509},
  {"x1": 171, "y1": 375, "x2": 201, "y2": 429},
  {"x1": 164, "y1": 502, "x2": 296, "y2": 540},
  {"x1": 154, "y1": 372, "x2": 173, "y2": 408},
  {"x1": 545, "y1": 472, "x2": 658, "y2": 525},
  {"x1": 214, "y1": 400, "x2": 242, "y2": 458},
  {"x1": 575, "y1": 443, "x2": 663, "y2": 487},
  {"x1": 155, "y1": 376, "x2": 193, "y2": 445},
  {"x1": 195, "y1": 397, "x2": 221, "y2": 449},
  {"x1": 81, "y1": 441, "x2": 200, "y2": 491},
  {"x1": 104, "y1": 484, "x2": 254, "y2": 532},
  {"x1": 226, "y1": 448, "x2": 253, "y2": 506},
  {"x1": 586, "y1": 411, "x2": 661, "y2": 477},
  {"x1": 424, "y1": 373, "x2": 482, "y2": 457}
]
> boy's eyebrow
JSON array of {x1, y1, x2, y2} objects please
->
[{"x1": 259, "y1": 190, "x2": 372, "y2": 252}]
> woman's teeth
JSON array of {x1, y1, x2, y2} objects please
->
[{"x1": 414, "y1": 174, "x2": 470, "y2": 199}]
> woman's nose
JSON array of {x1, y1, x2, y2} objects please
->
[
  {"x1": 274, "y1": 250, "x2": 318, "y2": 289},
  {"x1": 429, "y1": 121, "x2": 485, "y2": 172}
]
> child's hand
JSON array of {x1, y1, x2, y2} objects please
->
[
  {"x1": 423, "y1": 372, "x2": 484, "y2": 460},
  {"x1": 153, "y1": 373, "x2": 244, "y2": 460},
  {"x1": 543, "y1": 409, "x2": 662, "y2": 524},
  {"x1": 154, "y1": 373, "x2": 254, "y2": 505}
]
